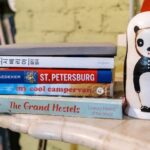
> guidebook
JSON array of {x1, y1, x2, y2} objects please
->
[
  {"x1": 0, "y1": 69, "x2": 112, "y2": 83},
  {"x1": 0, "y1": 83, "x2": 113, "y2": 97},
  {"x1": 0, "y1": 56, "x2": 114, "y2": 69},
  {"x1": 0, "y1": 95, "x2": 123, "y2": 119}
]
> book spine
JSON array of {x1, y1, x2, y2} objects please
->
[
  {"x1": 0, "y1": 56, "x2": 114, "y2": 69},
  {"x1": 0, "y1": 69, "x2": 112, "y2": 83},
  {"x1": 0, "y1": 83, "x2": 113, "y2": 97},
  {"x1": 0, "y1": 97, "x2": 123, "y2": 119}
]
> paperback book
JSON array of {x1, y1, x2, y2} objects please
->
[
  {"x1": 0, "y1": 69, "x2": 112, "y2": 83},
  {"x1": 0, "y1": 43, "x2": 117, "y2": 56},
  {"x1": 0, "y1": 56, "x2": 114, "y2": 69},
  {"x1": 0, "y1": 83, "x2": 113, "y2": 97},
  {"x1": 0, "y1": 95, "x2": 123, "y2": 119}
]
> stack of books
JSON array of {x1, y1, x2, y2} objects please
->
[{"x1": 0, "y1": 43, "x2": 123, "y2": 119}]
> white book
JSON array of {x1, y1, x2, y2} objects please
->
[{"x1": 0, "y1": 56, "x2": 114, "y2": 69}]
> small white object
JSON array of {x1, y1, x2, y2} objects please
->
[
  {"x1": 8, "y1": 0, "x2": 16, "y2": 12},
  {"x1": 117, "y1": 34, "x2": 126, "y2": 47}
]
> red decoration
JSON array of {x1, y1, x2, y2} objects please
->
[{"x1": 141, "y1": 0, "x2": 150, "y2": 12}]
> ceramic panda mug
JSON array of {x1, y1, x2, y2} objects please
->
[{"x1": 125, "y1": 11, "x2": 150, "y2": 119}]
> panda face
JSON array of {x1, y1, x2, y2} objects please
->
[{"x1": 135, "y1": 28, "x2": 150, "y2": 57}]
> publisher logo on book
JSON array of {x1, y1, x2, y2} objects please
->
[
  {"x1": 25, "y1": 71, "x2": 38, "y2": 84},
  {"x1": 96, "y1": 87, "x2": 104, "y2": 95}
]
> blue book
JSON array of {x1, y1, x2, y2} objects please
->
[
  {"x1": 0, "y1": 69, "x2": 112, "y2": 83},
  {"x1": 0, "y1": 83, "x2": 113, "y2": 97},
  {"x1": 0, "y1": 95, "x2": 123, "y2": 119}
]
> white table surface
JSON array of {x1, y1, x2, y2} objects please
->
[{"x1": 0, "y1": 113, "x2": 149, "y2": 150}]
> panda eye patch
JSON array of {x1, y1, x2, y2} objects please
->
[{"x1": 137, "y1": 39, "x2": 144, "y2": 47}]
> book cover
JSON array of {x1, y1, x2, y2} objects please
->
[
  {"x1": 0, "y1": 43, "x2": 117, "y2": 56},
  {"x1": 0, "y1": 56, "x2": 114, "y2": 69},
  {"x1": 0, "y1": 95, "x2": 123, "y2": 119},
  {"x1": 0, "y1": 83, "x2": 113, "y2": 97},
  {"x1": 0, "y1": 69, "x2": 112, "y2": 83}
]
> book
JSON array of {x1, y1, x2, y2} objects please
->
[
  {"x1": 0, "y1": 69, "x2": 112, "y2": 83},
  {"x1": 0, "y1": 56, "x2": 114, "y2": 69},
  {"x1": 0, "y1": 95, "x2": 123, "y2": 119},
  {"x1": 0, "y1": 83, "x2": 113, "y2": 97},
  {"x1": 0, "y1": 43, "x2": 117, "y2": 56}
]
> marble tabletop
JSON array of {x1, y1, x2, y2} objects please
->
[{"x1": 0, "y1": 114, "x2": 149, "y2": 150}]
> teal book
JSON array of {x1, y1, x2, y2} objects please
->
[{"x1": 0, "y1": 95, "x2": 123, "y2": 119}]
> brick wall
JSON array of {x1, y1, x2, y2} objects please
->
[{"x1": 15, "y1": 0, "x2": 129, "y2": 44}]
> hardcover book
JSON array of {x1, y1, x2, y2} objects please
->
[
  {"x1": 0, "y1": 95, "x2": 123, "y2": 119},
  {"x1": 0, "y1": 83, "x2": 113, "y2": 97},
  {"x1": 0, "y1": 56, "x2": 114, "y2": 69},
  {"x1": 0, "y1": 69, "x2": 112, "y2": 83},
  {"x1": 0, "y1": 43, "x2": 117, "y2": 56}
]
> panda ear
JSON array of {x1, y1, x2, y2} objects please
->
[{"x1": 134, "y1": 26, "x2": 140, "y2": 33}]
